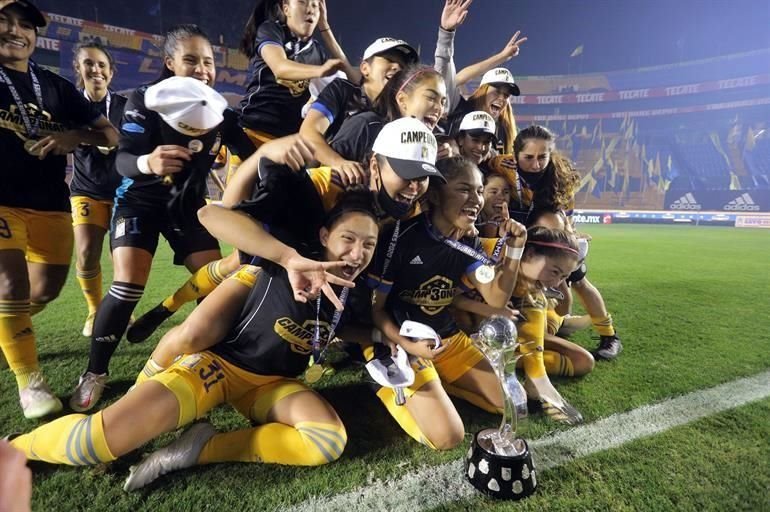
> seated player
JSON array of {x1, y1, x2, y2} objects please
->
[{"x1": 9, "y1": 191, "x2": 379, "y2": 492}]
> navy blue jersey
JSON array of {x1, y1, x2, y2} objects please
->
[
  {"x1": 0, "y1": 64, "x2": 102, "y2": 212},
  {"x1": 309, "y1": 78, "x2": 370, "y2": 141},
  {"x1": 69, "y1": 91, "x2": 127, "y2": 200},
  {"x1": 239, "y1": 20, "x2": 328, "y2": 137}
]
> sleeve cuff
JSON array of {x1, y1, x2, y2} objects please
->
[{"x1": 137, "y1": 154, "x2": 153, "y2": 175}]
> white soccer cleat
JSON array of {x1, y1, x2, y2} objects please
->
[
  {"x1": 82, "y1": 312, "x2": 96, "y2": 337},
  {"x1": 69, "y1": 372, "x2": 108, "y2": 412},
  {"x1": 20, "y1": 372, "x2": 63, "y2": 419},
  {"x1": 123, "y1": 422, "x2": 217, "y2": 492}
]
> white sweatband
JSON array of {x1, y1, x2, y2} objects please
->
[
  {"x1": 505, "y1": 246, "x2": 524, "y2": 260},
  {"x1": 137, "y1": 154, "x2": 153, "y2": 175},
  {"x1": 372, "y1": 328, "x2": 383, "y2": 343}
]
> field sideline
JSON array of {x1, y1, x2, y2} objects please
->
[{"x1": 1, "y1": 224, "x2": 769, "y2": 511}]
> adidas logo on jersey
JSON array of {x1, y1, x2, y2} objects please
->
[
  {"x1": 670, "y1": 193, "x2": 701, "y2": 210},
  {"x1": 723, "y1": 193, "x2": 760, "y2": 211},
  {"x1": 409, "y1": 255, "x2": 423, "y2": 265}
]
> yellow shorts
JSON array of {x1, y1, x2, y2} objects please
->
[
  {"x1": 546, "y1": 308, "x2": 565, "y2": 336},
  {"x1": 226, "y1": 129, "x2": 276, "y2": 185},
  {"x1": 150, "y1": 351, "x2": 309, "y2": 428},
  {"x1": 70, "y1": 195, "x2": 113, "y2": 229},
  {"x1": 0, "y1": 206, "x2": 73, "y2": 265},
  {"x1": 362, "y1": 330, "x2": 485, "y2": 398}
]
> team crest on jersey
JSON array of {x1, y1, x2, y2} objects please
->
[
  {"x1": 274, "y1": 317, "x2": 332, "y2": 354},
  {"x1": 276, "y1": 77, "x2": 310, "y2": 97},
  {"x1": 398, "y1": 275, "x2": 455, "y2": 315}
]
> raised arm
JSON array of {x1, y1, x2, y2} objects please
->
[
  {"x1": 316, "y1": 0, "x2": 361, "y2": 83},
  {"x1": 455, "y1": 31, "x2": 527, "y2": 87}
]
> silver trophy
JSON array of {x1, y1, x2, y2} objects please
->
[{"x1": 465, "y1": 315, "x2": 537, "y2": 500}]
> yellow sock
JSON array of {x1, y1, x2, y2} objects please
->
[
  {"x1": 543, "y1": 350, "x2": 575, "y2": 377},
  {"x1": 162, "y1": 260, "x2": 225, "y2": 313},
  {"x1": 443, "y1": 383, "x2": 502, "y2": 414},
  {"x1": 591, "y1": 314, "x2": 615, "y2": 337},
  {"x1": 518, "y1": 305, "x2": 547, "y2": 380},
  {"x1": 0, "y1": 300, "x2": 39, "y2": 389},
  {"x1": 11, "y1": 411, "x2": 116, "y2": 466},
  {"x1": 197, "y1": 421, "x2": 346, "y2": 466},
  {"x1": 76, "y1": 266, "x2": 102, "y2": 315},
  {"x1": 376, "y1": 387, "x2": 438, "y2": 449},
  {"x1": 134, "y1": 357, "x2": 165, "y2": 388}
]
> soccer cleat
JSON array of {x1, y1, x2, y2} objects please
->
[
  {"x1": 82, "y1": 312, "x2": 96, "y2": 337},
  {"x1": 69, "y1": 372, "x2": 108, "y2": 412},
  {"x1": 126, "y1": 304, "x2": 172, "y2": 343},
  {"x1": 20, "y1": 372, "x2": 63, "y2": 419},
  {"x1": 593, "y1": 333, "x2": 623, "y2": 361},
  {"x1": 123, "y1": 422, "x2": 216, "y2": 492},
  {"x1": 540, "y1": 396, "x2": 584, "y2": 425},
  {"x1": 523, "y1": 376, "x2": 583, "y2": 426}
]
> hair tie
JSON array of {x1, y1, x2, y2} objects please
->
[
  {"x1": 397, "y1": 68, "x2": 430, "y2": 96},
  {"x1": 527, "y1": 240, "x2": 579, "y2": 256}
]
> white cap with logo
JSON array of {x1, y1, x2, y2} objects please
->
[
  {"x1": 459, "y1": 111, "x2": 497, "y2": 137},
  {"x1": 480, "y1": 67, "x2": 521, "y2": 96},
  {"x1": 363, "y1": 37, "x2": 419, "y2": 63},
  {"x1": 372, "y1": 117, "x2": 445, "y2": 182},
  {"x1": 145, "y1": 76, "x2": 228, "y2": 137}
]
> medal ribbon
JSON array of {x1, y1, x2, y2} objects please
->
[
  {"x1": 83, "y1": 89, "x2": 111, "y2": 118},
  {"x1": 0, "y1": 64, "x2": 44, "y2": 138},
  {"x1": 312, "y1": 287, "x2": 350, "y2": 363}
]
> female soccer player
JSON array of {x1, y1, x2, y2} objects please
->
[
  {"x1": 367, "y1": 156, "x2": 528, "y2": 449},
  {"x1": 68, "y1": 24, "x2": 255, "y2": 412},
  {"x1": 239, "y1": 0, "x2": 356, "y2": 144},
  {"x1": 0, "y1": 0, "x2": 119, "y2": 419},
  {"x1": 69, "y1": 41, "x2": 128, "y2": 337},
  {"x1": 134, "y1": 117, "x2": 441, "y2": 380},
  {"x1": 489, "y1": 125, "x2": 622, "y2": 359},
  {"x1": 10, "y1": 191, "x2": 379, "y2": 492}
]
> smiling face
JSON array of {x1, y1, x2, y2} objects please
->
[
  {"x1": 396, "y1": 74, "x2": 447, "y2": 131},
  {"x1": 431, "y1": 162, "x2": 485, "y2": 233},
  {"x1": 282, "y1": 0, "x2": 320, "y2": 40},
  {"x1": 482, "y1": 85, "x2": 511, "y2": 120},
  {"x1": 457, "y1": 132, "x2": 494, "y2": 165},
  {"x1": 520, "y1": 252, "x2": 577, "y2": 290},
  {"x1": 75, "y1": 47, "x2": 114, "y2": 94},
  {"x1": 0, "y1": 7, "x2": 36, "y2": 69},
  {"x1": 481, "y1": 175, "x2": 511, "y2": 222},
  {"x1": 360, "y1": 51, "x2": 407, "y2": 99},
  {"x1": 320, "y1": 211, "x2": 379, "y2": 280},
  {"x1": 370, "y1": 155, "x2": 429, "y2": 212},
  {"x1": 164, "y1": 35, "x2": 215, "y2": 85}
]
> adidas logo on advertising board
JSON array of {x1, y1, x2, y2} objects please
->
[
  {"x1": 670, "y1": 193, "x2": 701, "y2": 210},
  {"x1": 723, "y1": 193, "x2": 760, "y2": 211}
]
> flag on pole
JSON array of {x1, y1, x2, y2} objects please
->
[{"x1": 570, "y1": 45, "x2": 584, "y2": 57}]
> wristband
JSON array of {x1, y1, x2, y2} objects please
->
[
  {"x1": 372, "y1": 328, "x2": 383, "y2": 343},
  {"x1": 505, "y1": 246, "x2": 524, "y2": 260},
  {"x1": 137, "y1": 154, "x2": 153, "y2": 175}
]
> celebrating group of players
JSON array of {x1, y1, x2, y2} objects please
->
[{"x1": 2, "y1": 0, "x2": 622, "y2": 491}]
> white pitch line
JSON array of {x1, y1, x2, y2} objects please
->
[{"x1": 286, "y1": 370, "x2": 770, "y2": 512}]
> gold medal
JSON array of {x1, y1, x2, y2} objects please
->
[
  {"x1": 24, "y1": 139, "x2": 41, "y2": 156},
  {"x1": 475, "y1": 264, "x2": 495, "y2": 284},
  {"x1": 304, "y1": 363, "x2": 324, "y2": 384}
]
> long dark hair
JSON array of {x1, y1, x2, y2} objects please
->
[
  {"x1": 373, "y1": 64, "x2": 443, "y2": 123},
  {"x1": 514, "y1": 125, "x2": 580, "y2": 212},
  {"x1": 239, "y1": 0, "x2": 285, "y2": 58},
  {"x1": 160, "y1": 24, "x2": 212, "y2": 80},
  {"x1": 72, "y1": 40, "x2": 116, "y2": 89}
]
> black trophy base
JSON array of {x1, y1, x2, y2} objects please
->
[{"x1": 464, "y1": 428, "x2": 537, "y2": 500}]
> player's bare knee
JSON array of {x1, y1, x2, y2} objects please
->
[
  {"x1": 176, "y1": 321, "x2": 216, "y2": 354},
  {"x1": 573, "y1": 351, "x2": 595, "y2": 376}
]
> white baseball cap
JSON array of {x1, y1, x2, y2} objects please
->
[
  {"x1": 372, "y1": 117, "x2": 444, "y2": 182},
  {"x1": 145, "y1": 76, "x2": 228, "y2": 137},
  {"x1": 459, "y1": 111, "x2": 497, "y2": 138},
  {"x1": 480, "y1": 68, "x2": 520, "y2": 96},
  {"x1": 363, "y1": 37, "x2": 419, "y2": 64}
]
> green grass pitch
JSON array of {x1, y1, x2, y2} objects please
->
[{"x1": 2, "y1": 224, "x2": 769, "y2": 511}]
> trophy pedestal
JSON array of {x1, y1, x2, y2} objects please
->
[{"x1": 465, "y1": 428, "x2": 537, "y2": 500}]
